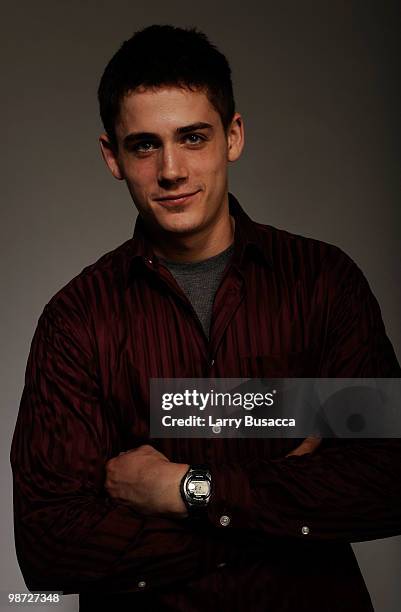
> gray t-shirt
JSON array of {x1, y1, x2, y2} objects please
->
[{"x1": 160, "y1": 244, "x2": 234, "y2": 338}]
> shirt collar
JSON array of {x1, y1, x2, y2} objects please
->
[
  {"x1": 227, "y1": 193, "x2": 270, "y2": 269},
  {"x1": 127, "y1": 192, "x2": 270, "y2": 285}
]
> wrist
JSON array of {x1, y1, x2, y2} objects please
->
[{"x1": 164, "y1": 462, "x2": 189, "y2": 517}]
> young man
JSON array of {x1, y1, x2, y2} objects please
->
[{"x1": 11, "y1": 25, "x2": 401, "y2": 611}]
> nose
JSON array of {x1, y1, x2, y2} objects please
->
[{"x1": 158, "y1": 143, "x2": 188, "y2": 187}]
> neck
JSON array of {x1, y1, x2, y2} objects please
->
[{"x1": 149, "y1": 206, "x2": 235, "y2": 263}]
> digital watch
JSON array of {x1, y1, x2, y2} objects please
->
[{"x1": 180, "y1": 465, "x2": 212, "y2": 514}]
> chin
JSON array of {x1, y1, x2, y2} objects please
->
[
  {"x1": 162, "y1": 220, "x2": 201, "y2": 235},
  {"x1": 157, "y1": 212, "x2": 203, "y2": 235}
]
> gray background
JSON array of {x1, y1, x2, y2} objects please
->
[{"x1": 1, "y1": 1, "x2": 400, "y2": 610}]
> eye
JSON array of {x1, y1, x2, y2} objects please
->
[
  {"x1": 184, "y1": 133, "x2": 206, "y2": 145},
  {"x1": 132, "y1": 141, "x2": 158, "y2": 154}
]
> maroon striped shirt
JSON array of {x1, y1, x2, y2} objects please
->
[{"x1": 11, "y1": 194, "x2": 401, "y2": 611}]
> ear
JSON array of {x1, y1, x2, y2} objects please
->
[
  {"x1": 227, "y1": 112, "x2": 245, "y2": 162},
  {"x1": 99, "y1": 133, "x2": 124, "y2": 180}
]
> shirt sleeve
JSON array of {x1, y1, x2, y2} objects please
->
[
  {"x1": 10, "y1": 302, "x2": 227, "y2": 595},
  {"x1": 207, "y1": 250, "x2": 401, "y2": 542}
]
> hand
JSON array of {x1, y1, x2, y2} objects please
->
[
  {"x1": 285, "y1": 435, "x2": 322, "y2": 457},
  {"x1": 105, "y1": 444, "x2": 189, "y2": 517}
]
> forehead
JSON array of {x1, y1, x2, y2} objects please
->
[{"x1": 116, "y1": 86, "x2": 221, "y2": 137}]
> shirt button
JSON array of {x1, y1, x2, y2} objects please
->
[
  {"x1": 138, "y1": 580, "x2": 146, "y2": 589},
  {"x1": 210, "y1": 359, "x2": 215, "y2": 368},
  {"x1": 301, "y1": 525, "x2": 310, "y2": 535},
  {"x1": 220, "y1": 515, "x2": 231, "y2": 527},
  {"x1": 147, "y1": 259, "x2": 153, "y2": 265},
  {"x1": 217, "y1": 562, "x2": 227, "y2": 569}
]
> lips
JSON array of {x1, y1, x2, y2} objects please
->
[{"x1": 154, "y1": 190, "x2": 200, "y2": 205}]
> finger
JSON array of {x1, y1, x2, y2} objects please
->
[{"x1": 285, "y1": 435, "x2": 322, "y2": 457}]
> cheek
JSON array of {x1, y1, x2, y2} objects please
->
[
  {"x1": 205, "y1": 153, "x2": 228, "y2": 188},
  {"x1": 192, "y1": 147, "x2": 227, "y2": 182},
  {"x1": 126, "y1": 163, "x2": 156, "y2": 192}
]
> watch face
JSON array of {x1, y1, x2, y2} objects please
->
[
  {"x1": 181, "y1": 468, "x2": 212, "y2": 509},
  {"x1": 188, "y1": 480, "x2": 210, "y2": 497}
]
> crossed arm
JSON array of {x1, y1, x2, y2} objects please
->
[{"x1": 104, "y1": 438, "x2": 322, "y2": 518}]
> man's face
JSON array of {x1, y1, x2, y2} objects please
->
[{"x1": 100, "y1": 86, "x2": 243, "y2": 237}]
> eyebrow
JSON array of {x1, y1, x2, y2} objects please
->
[
  {"x1": 123, "y1": 122, "x2": 214, "y2": 147},
  {"x1": 177, "y1": 122, "x2": 213, "y2": 134}
]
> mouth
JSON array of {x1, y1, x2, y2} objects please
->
[{"x1": 154, "y1": 190, "x2": 201, "y2": 206}]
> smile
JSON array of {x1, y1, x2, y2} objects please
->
[{"x1": 154, "y1": 190, "x2": 200, "y2": 206}]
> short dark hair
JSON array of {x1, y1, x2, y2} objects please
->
[{"x1": 97, "y1": 24, "x2": 235, "y2": 147}]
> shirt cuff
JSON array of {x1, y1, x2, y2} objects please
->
[{"x1": 206, "y1": 463, "x2": 254, "y2": 530}]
